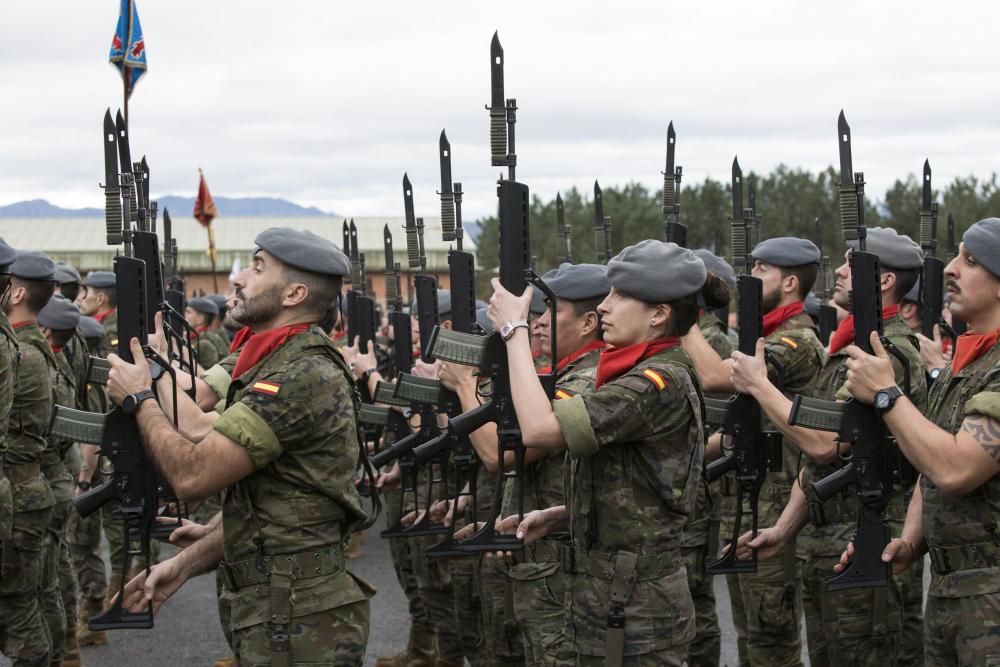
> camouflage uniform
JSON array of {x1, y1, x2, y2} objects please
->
[
  {"x1": 719, "y1": 311, "x2": 825, "y2": 666},
  {"x1": 919, "y1": 337, "x2": 1000, "y2": 665},
  {"x1": 196, "y1": 328, "x2": 223, "y2": 370},
  {"x1": 506, "y1": 347, "x2": 600, "y2": 666},
  {"x1": 680, "y1": 312, "x2": 734, "y2": 667},
  {"x1": 95, "y1": 310, "x2": 117, "y2": 359},
  {"x1": 552, "y1": 346, "x2": 704, "y2": 665},
  {"x1": 212, "y1": 326, "x2": 374, "y2": 665},
  {"x1": 798, "y1": 313, "x2": 927, "y2": 667},
  {"x1": 1, "y1": 322, "x2": 56, "y2": 665}
]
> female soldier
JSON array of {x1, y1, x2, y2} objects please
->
[{"x1": 489, "y1": 240, "x2": 724, "y2": 666}]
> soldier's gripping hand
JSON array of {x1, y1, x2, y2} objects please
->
[
  {"x1": 343, "y1": 337, "x2": 378, "y2": 380},
  {"x1": 375, "y1": 462, "x2": 401, "y2": 491},
  {"x1": 915, "y1": 324, "x2": 949, "y2": 373},
  {"x1": 834, "y1": 537, "x2": 919, "y2": 576},
  {"x1": 438, "y1": 361, "x2": 476, "y2": 393},
  {"x1": 107, "y1": 337, "x2": 153, "y2": 405},
  {"x1": 843, "y1": 332, "x2": 896, "y2": 404},
  {"x1": 732, "y1": 525, "x2": 787, "y2": 562},
  {"x1": 411, "y1": 358, "x2": 442, "y2": 379},
  {"x1": 165, "y1": 517, "x2": 211, "y2": 550},
  {"x1": 496, "y1": 506, "x2": 567, "y2": 546},
  {"x1": 488, "y1": 278, "x2": 533, "y2": 330},
  {"x1": 119, "y1": 556, "x2": 189, "y2": 618},
  {"x1": 731, "y1": 338, "x2": 769, "y2": 395}
]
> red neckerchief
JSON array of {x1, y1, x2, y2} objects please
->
[
  {"x1": 51, "y1": 346, "x2": 63, "y2": 354},
  {"x1": 332, "y1": 329, "x2": 346, "y2": 341},
  {"x1": 828, "y1": 304, "x2": 901, "y2": 354},
  {"x1": 229, "y1": 326, "x2": 253, "y2": 354},
  {"x1": 531, "y1": 349, "x2": 542, "y2": 360},
  {"x1": 595, "y1": 337, "x2": 680, "y2": 389},
  {"x1": 190, "y1": 324, "x2": 210, "y2": 341},
  {"x1": 231, "y1": 323, "x2": 313, "y2": 379},
  {"x1": 762, "y1": 301, "x2": 805, "y2": 337},
  {"x1": 11, "y1": 321, "x2": 32, "y2": 330},
  {"x1": 94, "y1": 309, "x2": 115, "y2": 323},
  {"x1": 539, "y1": 340, "x2": 606, "y2": 374},
  {"x1": 952, "y1": 327, "x2": 1000, "y2": 375}
]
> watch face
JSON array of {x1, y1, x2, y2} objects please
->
[
  {"x1": 875, "y1": 392, "x2": 890, "y2": 409},
  {"x1": 122, "y1": 395, "x2": 136, "y2": 413}
]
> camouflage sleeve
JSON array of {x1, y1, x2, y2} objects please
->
[
  {"x1": 961, "y1": 369, "x2": 1000, "y2": 423},
  {"x1": 213, "y1": 375, "x2": 315, "y2": 469},
  {"x1": 764, "y1": 330, "x2": 824, "y2": 393},
  {"x1": 833, "y1": 334, "x2": 927, "y2": 405},
  {"x1": 553, "y1": 365, "x2": 693, "y2": 459},
  {"x1": 197, "y1": 338, "x2": 221, "y2": 370},
  {"x1": 704, "y1": 327, "x2": 735, "y2": 360},
  {"x1": 202, "y1": 363, "x2": 233, "y2": 403}
]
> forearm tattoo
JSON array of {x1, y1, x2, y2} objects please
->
[{"x1": 961, "y1": 415, "x2": 1000, "y2": 462}]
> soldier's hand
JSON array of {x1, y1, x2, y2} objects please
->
[
  {"x1": 500, "y1": 507, "x2": 566, "y2": 546},
  {"x1": 732, "y1": 526, "x2": 786, "y2": 562},
  {"x1": 834, "y1": 537, "x2": 918, "y2": 576},
  {"x1": 376, "y1": 462, "x2": 401, "y2": 491},
  {"x1": 411, "y1": 358, "x2": 442, "y2": 380},
  {"x1": 119, "y1": 557, "x2": 188, "y2": 618},
  {"x1": 488, "y1": 278, "x2": 533, "y2": 331},
  {"x1": 916, "y1": 324, "x2": 948, "y2": 374},
  {"x1": 454, "y1": 521, "x2": 484, "y2": 541},
  {"x1": 401, "y1": 509, "x2": 426, "y2": 528},
  {"x1": 438, "y1": 362, "x2": 476, "y2": 392},
  {"x1": 843, "y1": 332, "x2": 896, "y2": 404},
  {"x1": 166, "y1": 518, "x2": 210, "y2": 550},
  {"x1": 429, "y1": 499, "x2": 453, "y2": 526},
  {"x1": 731, "y1": 338, "x2": 769, "y2": 395},
  {"x1": 348, "y1": 338, "x2": 378, "y2": 379},
  {"x1": 147, "y1": 312, "x2": 168, "y2": 360},
  {"x1": 107, "y1": 337, "x2": 153, "y2": 405}
]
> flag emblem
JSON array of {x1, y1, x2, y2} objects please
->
[
  {"x1": 780, "y1": 336, "x2": 798, "y2": 349},
  {"x1": 642, "y1": 369, "x2": 667, "y2": 391},
  {"x1": 251, "y1": 381, "x2": 281, "y2": 397},
  {"x1": 554, "y1": 389, "x2": 574, "y2": 400}
]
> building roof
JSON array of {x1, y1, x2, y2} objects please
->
[{"x1": 0, "y1": 215, "x2": 474, "y2": 273}]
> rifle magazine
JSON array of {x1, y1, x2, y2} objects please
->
[{"x1": 789, "y1": 395, "x2": 845, "y2": 433}]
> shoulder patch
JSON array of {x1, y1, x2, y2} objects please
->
[
  {"x1": 554, "y1": 388, "x2": 574, "y2": 400},
  {"x1": 780, "y1": 336, "x2": 798, "y2": 349},
  {"x1": 642, "y1": 368, "x2": 668, "y2": 391},
  {"x1": 250, "y1": 380, "x2": 281, "y2": 397}
]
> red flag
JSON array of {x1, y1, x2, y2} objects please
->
[{"x1": 194, "y1": 169, "x2": 218, "y2": 228}]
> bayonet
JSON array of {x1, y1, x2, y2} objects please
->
[
  {"x1": 439, "y1": 130, "x2": 456, "y2": 241},
  {"x1": 403, "y1": 173, "x2": 421, "y2": 269},
  {"x1": 555, "y1": 193, "x2": 571, "y2": 264},
  {"x1": 349, "y1": 219, "x2": 362, "y2": 289},
  {"x1": 662, "y1": 121, "x2": 687, "y2": 245},
  {"x1": 593, "y1": 181, "x2": 610, "y2": 263},
  {"x1": 115, "y1": 111, "x2": 138, "y2": 235},
  {"x1": 342, "y1": 220, "x2": 351, "y2": 284},
  {"x1": 453, "y1": 182, "x2": 465, "y2": 253},
  {"x1": 384, "y1": 224, "x2": 400, "y2": 307},
  {"x1": 102, "y1": 110, "x2": 123, "y2": 246},
  {"x1": 487, "y1": 31, "x2": 516, "y2": 178},
  {"x1": 730, "y1": 157, "x2": 747, "y2": 273}
]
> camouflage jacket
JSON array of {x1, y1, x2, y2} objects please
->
[
  {"x1": 213, "y1": 326, "x2": 373, "y2": 630},
  {"x1": 922, "y1": 336, "x2": 1000, "y2": 598},
  {"x1": 552, "y1": 345, "x2": 703, "y2": 654},
  {"x1": 97, "y1": 310, "x2": 118, "y2": 358},
  {"x1": 8, "y1": 323, "x2": 56, "y2": 513},
  {"x1": 799, "y1": 313, "x2": 927, "y2": 555},
  {"x1": 203, "y1": 350, "x2": 241, "y2": 413},
  {"x1": 700, "y1": 311, "x2": 734, "y2": 364},
  {"x1": 196, "y1": 332, "x2": 222, "y2": 370},
  {"x1": 62, "y1": 330, "x2": 90, "y2": 409},
  {"x1": 45, "y1": 349, "x2": 78, "y2": 503},
  {"x1": 0, "y1": 311, "x2": 18, "y2": 539},
  {"x1": 507, "y1": 345, "x2": 601, "y2": 580}
]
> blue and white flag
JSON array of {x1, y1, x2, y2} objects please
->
[{"x1": 109, "y1": 0, "x2": 147, "y2": 96}]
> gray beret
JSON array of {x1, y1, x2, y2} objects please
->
[
  {"x1": 475, "y1": 306, "x2": 494, "y2": 334},
  {"x1": 752, "y1": 237, "x2": 820, "y2": 267},
  {"x1": 38, "y1": 296, "x2": 81, "y2": 331},
  {"x1": 0, "y1": 238, "x2": 17, "y2": 269},
  {"x1": 529, "y1": 287, "x2": 546, "y2": 315},
  {"x1": 254, "y1": 227, "x2": 350, "y2": 277},
  {"x1": 903, "y1": 275, "x2": 921, "y2": 304},
  {"x1": 10, "y1": 251, "x2": 56, "y2": 281},
  {"x1": 78, "y1": 315, "x2": 105, "y2": 340},
  {"x1": 804, "y1": 292, "x2": 821, "y2": 318},
  {"x1": 188, "y1": 296, "x2": 219, "y2": 316},
  {"x1": 540, "y1": 263, "x2": 610, "y2": 301},
  {"x1": 206, "y1": 294, "x2": 229, "y2": 313},
  {"x1": 54, "y1": 262, "x2": 81, "y2": 284},
  {"x1": 847, "y1": 227, "x2": 923, "y2": 270},
  {"x1": 607, "y1": 240, "x2": 707, "y2": 302},
  {"x1": 83, "y1": 271, "x2": 116, "y2": 289},
  {"x1": 963, "y1": 218, "x2": 1000, "y2": 278},
  {"x1": 693, "y1": 249, "x2": 736, "y2": 289}
]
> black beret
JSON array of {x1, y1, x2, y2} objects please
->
[
  {"x1": 38, "y1": 296, "x2": 81, "y2": 331},
  {"x1": 78, "y1": 315, "x2": 105, "y2": 339},
  {"x1": 540, "y1": 263, "x2": 610, "y2": 301},
  {"x1": 54, "y1": 262, "x2": 81, "y2": 284},
  {"x1": 254, "y1": 227, "x2": 350, "y2": 277},
  {"x1": 0, "y1": 238, "x2": 17, "y2": 269},
  {"x1": 963, "y1": 218, "x2": 1000, "y2": 279},
  {"x1": 10, "y1": 251, "x2": 56, "y2": 281},
  {"x1": 693, "y1": 249, "x2": 736, "y2": 289},
  {"x1": 188, "y1": 296, "x2": 219, "y2": 316},
  {"x1": 752, "y1": 237, "x2": 820, "y2": 267},
  {"x1": 847, "y1": 227, "x2": 923, "y2": 269},
  {"x1": 83, "y1": 271, "x2": 116, "y2": 289},
  {"x1": 607, "y1": 240, "x2": 706, "y2": 302}
]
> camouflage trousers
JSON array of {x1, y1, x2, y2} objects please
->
[
  {"x1": 450, "y1": 556, "x2": 490, "y2": 667},
  {"x1": 384, "y1": 488, "x2": 435, "y2": 642},
  {"x1": 924, "y1": 591, "x2": 1000, "y2": 667},
  {"x1": 40, "y1": 493, "x2": 73, "y2": 664},
  {"x1": 0, "y1": 506, "x2": 54, "y2": 666},
  {"x1": 574, "y1": 645, "x2": 689, "y2": 666},
  {"x1": 510, "y1": 566, "x2": 574, "y2": 666},
  {"x1": 411, "y1": 534, "x2": 464, "y2": 664},
  {"x1": 66, "y1": 506, "x2": 106, "y2": 602},
  {"x1": 479, "y1": 558, "x2": 525, "y2": 665},
  {"x1": 681, "y1": 544, "x2": 721, "y2": 667},
  {"x1": 101, "y1": 497, "x2": 160, "y2": 578},
  {"x1": 896, "y1": 555, "x2": 925, "y2": 667},
  {"x1": 232, "y1": 599, "x2": 370, "y2": 667},
  {"x1": 720, "y1": 487, "x2": 804, "y2": 667}
]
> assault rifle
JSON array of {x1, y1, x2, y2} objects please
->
[
  {"x1": 918, "y1": 160, "x2": 947, "y2": 341},
  {"x1": 704, "y1": 156, "x2": 783, "y2": 575},
  {"x1": 593, "y1": 180, "x2": 613, "y2": 263},
  {"x1": 814, "y1": 219, "x2": 839, "y2": 346},
  {"x1": 555, "y1": 193, "x2": 572, "y2": 264},
  {"x1": 345, "y1": 219, "x2": 377, "y2": 354},
  {"x1": 662, "y1": 121, "x2": 687, "y2": 246},
  {"x1": 788, "y1": 111, "x2": 909, "y2": 590}
]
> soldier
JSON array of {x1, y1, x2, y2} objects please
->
[
  {"x1": 491, "y1": 240, "x2": 708, "y2": 665},
  {"x1": 1, "y1": 249, "x2": 58, "y2": 665},
  {"x1": 77, "y1": 271, "x2": 117, "y2": 358},
  {"x1": 53, "y1": 263, "x2": 82, "y2": 304},
  {"x1": 206, "y1": 293, "x2": 236, "y2": 346},
  {"x1": 838, "y1": 217, "x2": 1000, "y2": 665},
  {"x1": 186, "y1": 296, "x2": 224, "y2": 370},
  {"x1": 38, "y1": 295, "x2": 86, "y2": 667},
  {"x1": 729, "y1": 228, "x2": 928, "y2": 666},
  {"x1": 683, "y1": 237, "x2": 827, "y2": 667},
  {"x1": 113, "y1": 227, "x2": 375, "y2": 665}
]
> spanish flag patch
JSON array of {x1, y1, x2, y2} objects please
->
[
  {"x1": 780, "y1": 336, "x2": 798, "y2": 349},
  {"x1": 251, "y1": 381, "x2": 281, "y2": 397},
  {"x1": 642, "y1": 369, "x2": 667, "y2": 391},
  {"x1": 554, "y1": 389, "x2": 574, "y2": 400}
]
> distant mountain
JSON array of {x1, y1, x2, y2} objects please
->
[{"x1": 0, "y1": 197, "x2": 332, "y2": 218}]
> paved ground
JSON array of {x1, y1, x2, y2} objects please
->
[{"x1": 2, "y1": 521, "x2": 929, "y2": 666}]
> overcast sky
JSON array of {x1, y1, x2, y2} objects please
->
[{"x1": 2, "y1": 1, "x2": 998, "y2": 221}]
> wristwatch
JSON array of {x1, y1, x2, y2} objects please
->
[
  {"x1": 499, "y1": 320, "x2": 529, "y2": 342},
  {"x1": 873, "y1": 385, "x2": 903, "y2": 415},
  {"x1": 929, "y1": 367, "x2": 943, "y2": 381},
  {"x1": 122, "y1": 389, "x2": 156, "y2": 416},
  {"x1": 76, "y1": 479, "x2": 91, "y2": 492}
]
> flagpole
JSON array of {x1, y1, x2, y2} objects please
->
[{"x1": 208, "y1": 225, "x2": 219, "y2": 292}]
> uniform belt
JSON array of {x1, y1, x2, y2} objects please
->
[
  {"x1": 219, "y1": 545, "x2": 345, "y2": 592},
  {"x1": 928, "y1": 541, "x2": 1000, "y2": 575},
  {"x1": 523, "y1": 539, "x2": 563, "y2": 565},
  {"x1": 5, "y1": 462, "x2": 42, "y2": 483},
  {"x1": 562, "y1": 546, "x2": 678, "y2": 581}
]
